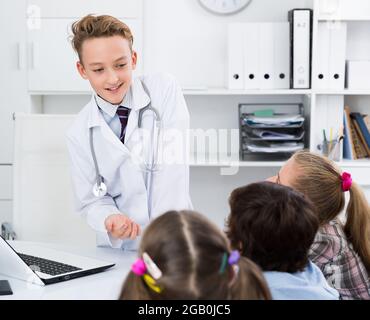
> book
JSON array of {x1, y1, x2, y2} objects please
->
[
  {"x1": 349, "y1": 116, "x2": 369, "y2": 159},
  {"x1": 363, "y1": 115, "x2": 370, "y2": 134},
  {"x1": 343, "y1": 106, "x2": 356, "y2": 160},
  {"x1": 350, "y1": 112, "x2": 370, "y2": 156},
  {"x1": 352, "y1": 118, "x2": 370, "y2": 157}
]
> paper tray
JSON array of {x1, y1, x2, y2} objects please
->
[{"x1": 242, "y1": 131, "x2": 305, "y2": 141}]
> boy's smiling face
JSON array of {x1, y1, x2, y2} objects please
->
[{"x1": 77, "y1": 35, "x2": 137, "y2": 105}]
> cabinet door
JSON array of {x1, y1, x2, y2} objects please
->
[
  {"x1": 27, "y1": 18, "x2": 142, "y2": 92},
  {"x1": 0, "y1": 166, "x2": 12, "y2": 200},
  {"x1": 0, "y1": 201, "x2": 13, "y2": 226},
  {"x1": 27, "y1": 0, "x2": 141, "y2": 18},
  {"x1": 0, "y1": 110, "x2": 15, "y2": 163},
  {"x1": 27, "y1": 18, "x2": 90, "y2": 92},
  {"x1": 0, "y1": 0, "x2": 29, "y2": 163}
]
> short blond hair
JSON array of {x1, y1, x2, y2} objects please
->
[{"x1": 70, "y1": 14, "x2": 134, "y2": 62}]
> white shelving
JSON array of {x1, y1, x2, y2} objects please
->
[
  {"x1": 309, "y1": 0, "x2": 370, "y2": 172},
  {"x1": 29, "y1": 88, "x2": 370, "y2": 97},
  {"x1": 338, "y1": 160, "x2": 370, "y2": 168},
  {"x1": 315, "y1": 90, "x2": 370, "y2": 95},
  {"x1": 186, "y1": 89, "x2": 370, "y2": 96},
  {"x1": 191, "y1": 159, "x2": 370, "y2": 168},
  {"x1": 183, "y1": 88, "x2": 312, "y2": 96},
  {"x1": 190, "y1": 158, "x2": 285, "y2": 167},
  {"x1": 29, "y1": 89, "x2": 312, "y2": 96}
]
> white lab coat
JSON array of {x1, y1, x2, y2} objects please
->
[{"x1": 66, "y1": 73, "x2": 192, "y2": 250}]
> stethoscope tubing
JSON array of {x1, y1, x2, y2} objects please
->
[{"x1": 91, "y1": 81, "x2": 161, "y2": 198}]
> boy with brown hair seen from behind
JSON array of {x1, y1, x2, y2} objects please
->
[{"x1": 227, "y1": 181, "x2": 339, "y2": 300}]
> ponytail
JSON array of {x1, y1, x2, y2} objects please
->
[
  {"x1": 344, "y1": 182, "x2": 370, "y2": 272},
  {"x1": 292, "y1": 150, "x2": 370, "y2": 272},
  {"x1": 119, "y1": 271, "x2": 152, "y2": 300}
]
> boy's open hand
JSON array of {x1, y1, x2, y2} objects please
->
[{"x1": 104, "y1": 214, "x2": 141, "y2": 240}]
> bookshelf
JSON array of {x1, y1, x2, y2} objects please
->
[
  {"x1": 311, "y1": 0, "x2": 370, "y2": 167},
  {"x1": 339, "y1": 159, "x2": 370, "y2": 168}
]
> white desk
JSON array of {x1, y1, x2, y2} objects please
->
[{"x1": 0, "y1": 241, "x2": 136, "y2": 300}]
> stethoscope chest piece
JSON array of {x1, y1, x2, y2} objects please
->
[{"x1": 93, "y1": 182, "x2": 107, "y2": 198}]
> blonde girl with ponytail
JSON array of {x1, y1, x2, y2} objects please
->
[{"x1": 268, "y1": 150, "x2": 370, "y2": 300}]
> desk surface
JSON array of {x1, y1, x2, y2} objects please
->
[{"x1": 0, "y1": 241, "x2": 136, "y2": 300}]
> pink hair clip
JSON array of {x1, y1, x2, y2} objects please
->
[
  {"x1": 341, "y1": 172, "x2": 352, "y2": 192},
  {"x1": 131, "y1": 258, "x2": 147, "y2": 276}
]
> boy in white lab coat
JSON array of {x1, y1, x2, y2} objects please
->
[{"x1": 66, "y1": 15, "x2": 191, "y2": 249}]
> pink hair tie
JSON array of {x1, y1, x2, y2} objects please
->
[
  {"x1": 341, "y1": 172, "x2": 352, "y2": 192},
  {"x1": 131, "y1": 258, "x2": 147, "y2": 276}
]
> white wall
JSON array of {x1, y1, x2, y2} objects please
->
[{"x1": 190, "y1": 166, "x2": 279, "y2": 228}]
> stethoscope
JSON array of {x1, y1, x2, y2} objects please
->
[{"x1": 90, "y1": 81, "x2": 161, "y2": 198}]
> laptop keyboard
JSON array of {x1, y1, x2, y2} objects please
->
[{"x1": 18, "y1": 253, "x2": 82, "y2": 276}]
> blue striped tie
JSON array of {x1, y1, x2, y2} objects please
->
[{"x1": 116, "y1": 106, "x2": 131, "y2": 143}]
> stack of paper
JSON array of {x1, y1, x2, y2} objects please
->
[
  {"x1": 246, "y1": 142, "x2": 304, "y2": 153},
  {"x1": 250, "y1": 129, "x2": 305, "y2": 140},
  {"x1": 243, "y1": 114, "x2": 305, "y2": 127}
]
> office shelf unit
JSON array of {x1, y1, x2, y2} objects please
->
[
  {"x1": 311, "y1": 0, "x2": 370, "y2": 170},
  {"x1": 186, "y1": 0, "x2": 370, "y2": 172},
  {"x1": 185, "y1": 0, "x2": 370, "y2": 229}
]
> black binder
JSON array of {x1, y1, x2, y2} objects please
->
[{"x1": 288, "y1": 8, "x2": 313, "y2": 89}]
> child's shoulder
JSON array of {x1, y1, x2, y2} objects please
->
[
  {"x1": 321, "y1": 220, "x2": 345, "y2": 239},
  {"x1": 313, "y1": 220, "x2": 345, "y2": 257}
]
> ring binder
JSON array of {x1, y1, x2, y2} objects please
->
[{"x1": 288, "y1": 9, "x2": 313, "y2": 89}]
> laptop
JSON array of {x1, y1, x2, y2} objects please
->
[{"x1": 0, "y1": 236, "x2": 115, "y2": 285}]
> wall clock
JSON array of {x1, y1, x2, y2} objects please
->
[{"x1": 198, "y1": 0, "x2": 253, "y2": 15}]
